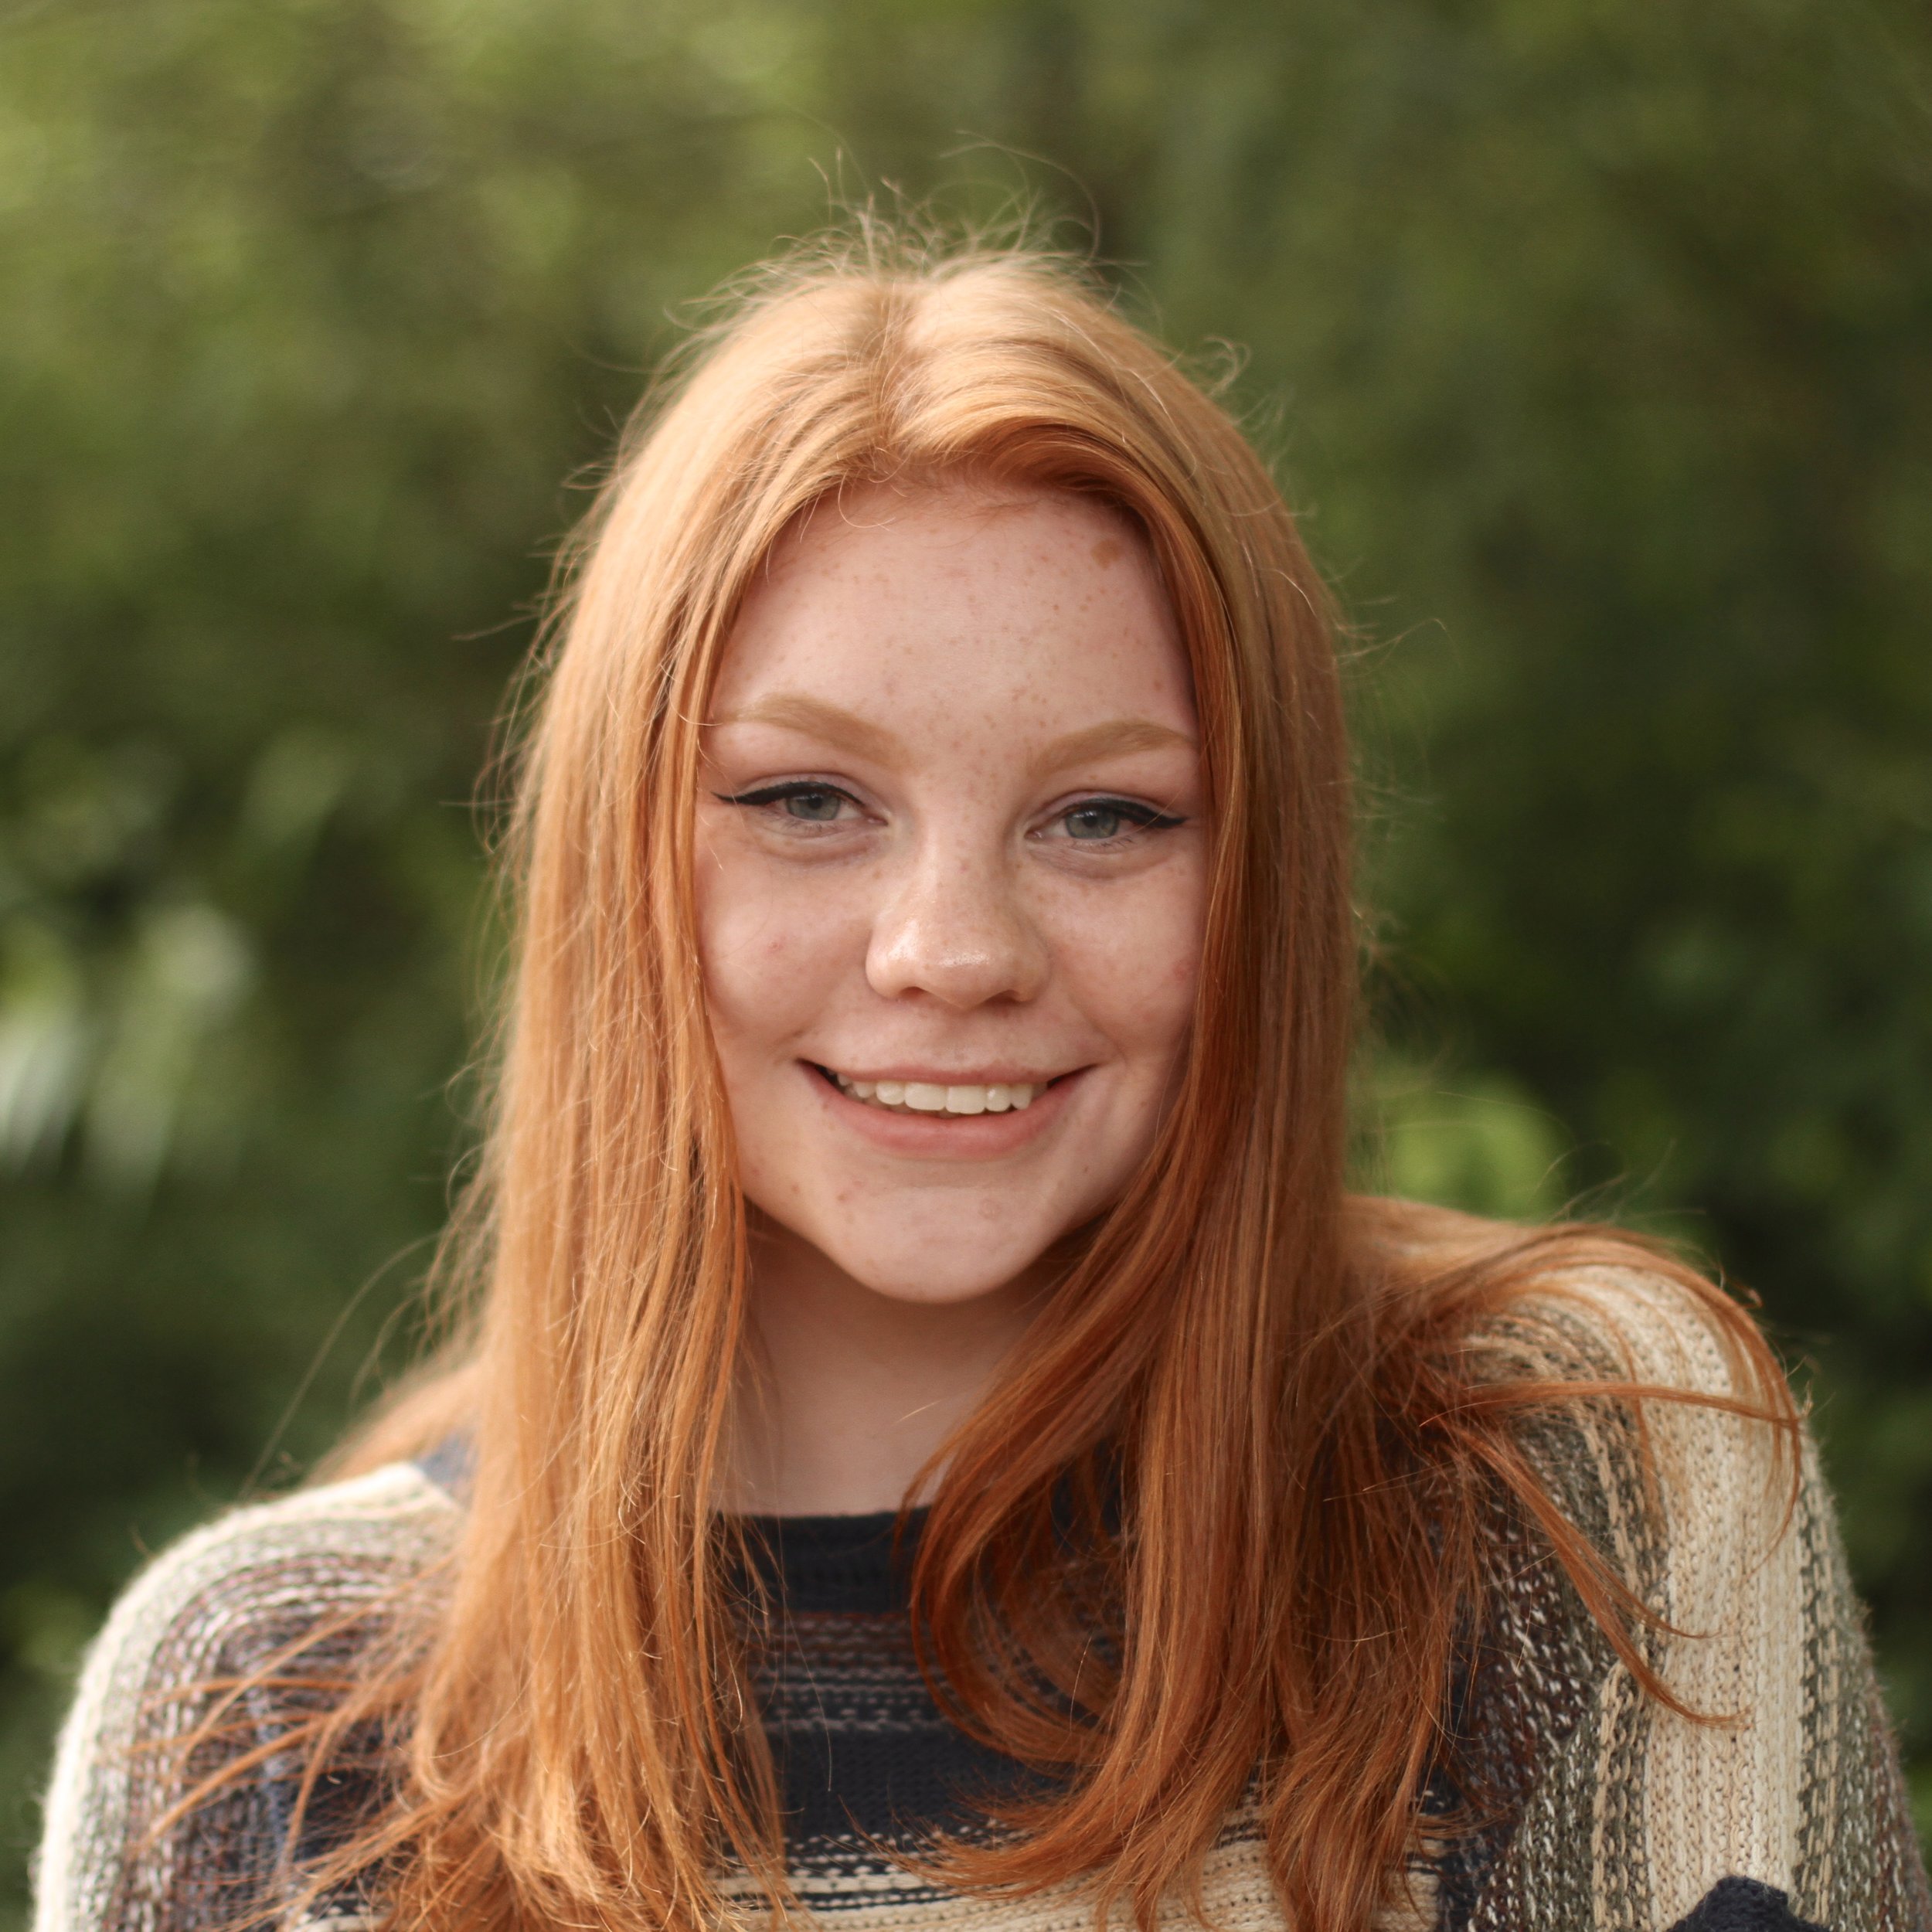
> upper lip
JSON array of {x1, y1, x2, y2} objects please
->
[{"x1": 811, "y1": 1060, "x2": 1073, "y2": 1087}]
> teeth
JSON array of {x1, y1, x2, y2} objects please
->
[{"x1": 828, "y1": 1070, "x2": 1040, "y2": 1114}]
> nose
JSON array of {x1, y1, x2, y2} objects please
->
[{"x1": 866, "y1": 841, "x2": 1049, "y2": 1009}]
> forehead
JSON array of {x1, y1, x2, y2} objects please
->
[{"x1": 708, "y1": 481, "x2": 1195, "y2": 736}]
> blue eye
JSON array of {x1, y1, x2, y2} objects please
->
[
  {"x1": 714, "y1": 781, "x2": 860, "y2": 825},
  {"x1": 780, "y1": 787, "x2": 845, "y2": 821},
  {"x1": 1054, "y1": 798, "x2": 1185, "y2": 842},
  {"x1": 1065, "y1": 803, "x2": 1128, "y2": 840}
]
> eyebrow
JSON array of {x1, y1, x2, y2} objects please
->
[
  {"x1": 711, "y1": 693, "x2": 1194, "y2": 777},
  {"x1": 710, "y1": 694, "x2": 906, "y2": 766},
  {"x1": 1028, "y1": 716, "x2": 1195, "y2": 781}
]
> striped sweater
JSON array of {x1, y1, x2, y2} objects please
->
[{"x1": 32, "y1": 1267, "x2": 1932, "y2": 1931}]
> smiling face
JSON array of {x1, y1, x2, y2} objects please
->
[{"x1": 696, "y1": 481, "x2": 1206, "y2": 1310}]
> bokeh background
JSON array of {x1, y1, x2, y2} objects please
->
[{"x1": 3, "y1": 0, "x2": 1929, "y2": 1911}]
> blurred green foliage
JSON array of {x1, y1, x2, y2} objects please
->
[{"x1": 2, "y1": 0, "x2": 1928, "y2": 1910}]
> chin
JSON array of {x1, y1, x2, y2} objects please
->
[{"x1": 827, "y1": 1230, "x2": 1059, "y2": 1307}]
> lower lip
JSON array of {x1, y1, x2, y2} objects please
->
[{"x1": 804, "y1": 1064, "x2": 1083, "y2": 1156}]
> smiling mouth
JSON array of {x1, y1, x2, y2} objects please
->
[{"x1": 814, "y1": 1065, "x2": 1050, "y2": 1115}]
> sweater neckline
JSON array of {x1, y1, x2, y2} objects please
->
[
  {"x1": 413, "y1": 1439, "x2": 928, "y2": 1616},
  {"x1": 732, "y1": 1506, "x2": 929, "y2": 1614}
]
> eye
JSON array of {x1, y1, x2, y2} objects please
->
[
  {"x1": 713, "y1": 780, "x2": 862, "y2": 825},
  {"x1": 1063, "y1": 802, "x2": 1129, "y2": 841},
  {"x1": 776, "y1": 785, "x2": 845, "y2": 823},
  {"x1": 1048, "y1": 798, "x2": 1186, "y2": 843}
]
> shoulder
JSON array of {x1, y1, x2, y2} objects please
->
[
  {"x1": 72, "y1": 1458, "x2": 458, "y2": 1719},
  {"x1": 1362, "y1": 1198, "x2": 1781, "y2": 1430},
  {"x1": 1366, "y1": 1209, "x2": 1929, "y2": 1928},
  {"x1": 1382, "y1": 1208, "x2": 1804, "y2": 1606},
  {"x1": 1464, "y1": 1241, "x2": 1799, "y2": 1597},
  {"x1": 34, "y1": 1462, "x2": 458, "y2": 1932},
  {"x1": 1480, "y1": 1249, "x2": 1774, "y2": 1406}
]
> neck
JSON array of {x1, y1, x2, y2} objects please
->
[{"x1": 730, "y1": 1215, "x2": 1043, "y2": 1515}]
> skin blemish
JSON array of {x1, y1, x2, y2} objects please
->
[{"x1": 1092, "y1": 536, "x2": 1123, "y2": 569}]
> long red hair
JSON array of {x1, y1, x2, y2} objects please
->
[{"x1": 250, "y1": 233, "x2": 1794, "y2": 1932}]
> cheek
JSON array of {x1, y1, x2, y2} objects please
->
[
  {"x1": 696, "y1": 852, "x2": 861, "y2": 1057},
  {"x1": 1053, "y1": 870, "x2": 1205, "y2": 1065}
]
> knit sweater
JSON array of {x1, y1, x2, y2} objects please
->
[{"x1": 31, "y1": 1266, "x2": 1932, "y2": 1932}]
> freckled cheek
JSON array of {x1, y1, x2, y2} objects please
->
[
  {"x1": 696, "y1": 872, "x2": 872, "y2": 1049},
  {"x1": 1049, "y1": 882, "x2": 1204, "y2": 1058}
]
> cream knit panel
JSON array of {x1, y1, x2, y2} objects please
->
[
  {"x1": 1553, "y1": 1269, "x2": 1815, "y2": 1930},
  {"x1": 714, "y1": 1817, "x2": 1436, "y2": 1932}
]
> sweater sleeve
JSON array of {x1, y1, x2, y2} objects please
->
[
  {"x1": 1464, "y1": 1268, "x2": 1930, "y2": 1932},
  {"x1": 31, "y1": 1464, "x2": 457, "y2": 1932}
]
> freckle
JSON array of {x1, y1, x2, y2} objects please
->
[{"x1": 1092, "y1": 537, "x2": 1122, "y2": 567}]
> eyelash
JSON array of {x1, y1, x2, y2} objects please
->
[
  {"x1": 713, "y1": 782, "x2": 1185, "y2": 843},
  {"x1": 714, "y1": 781, "x2": 859, "y2": 816},
  {"x1": 1049, "y1": 797, "x2": 1187, "y2": 841}
]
